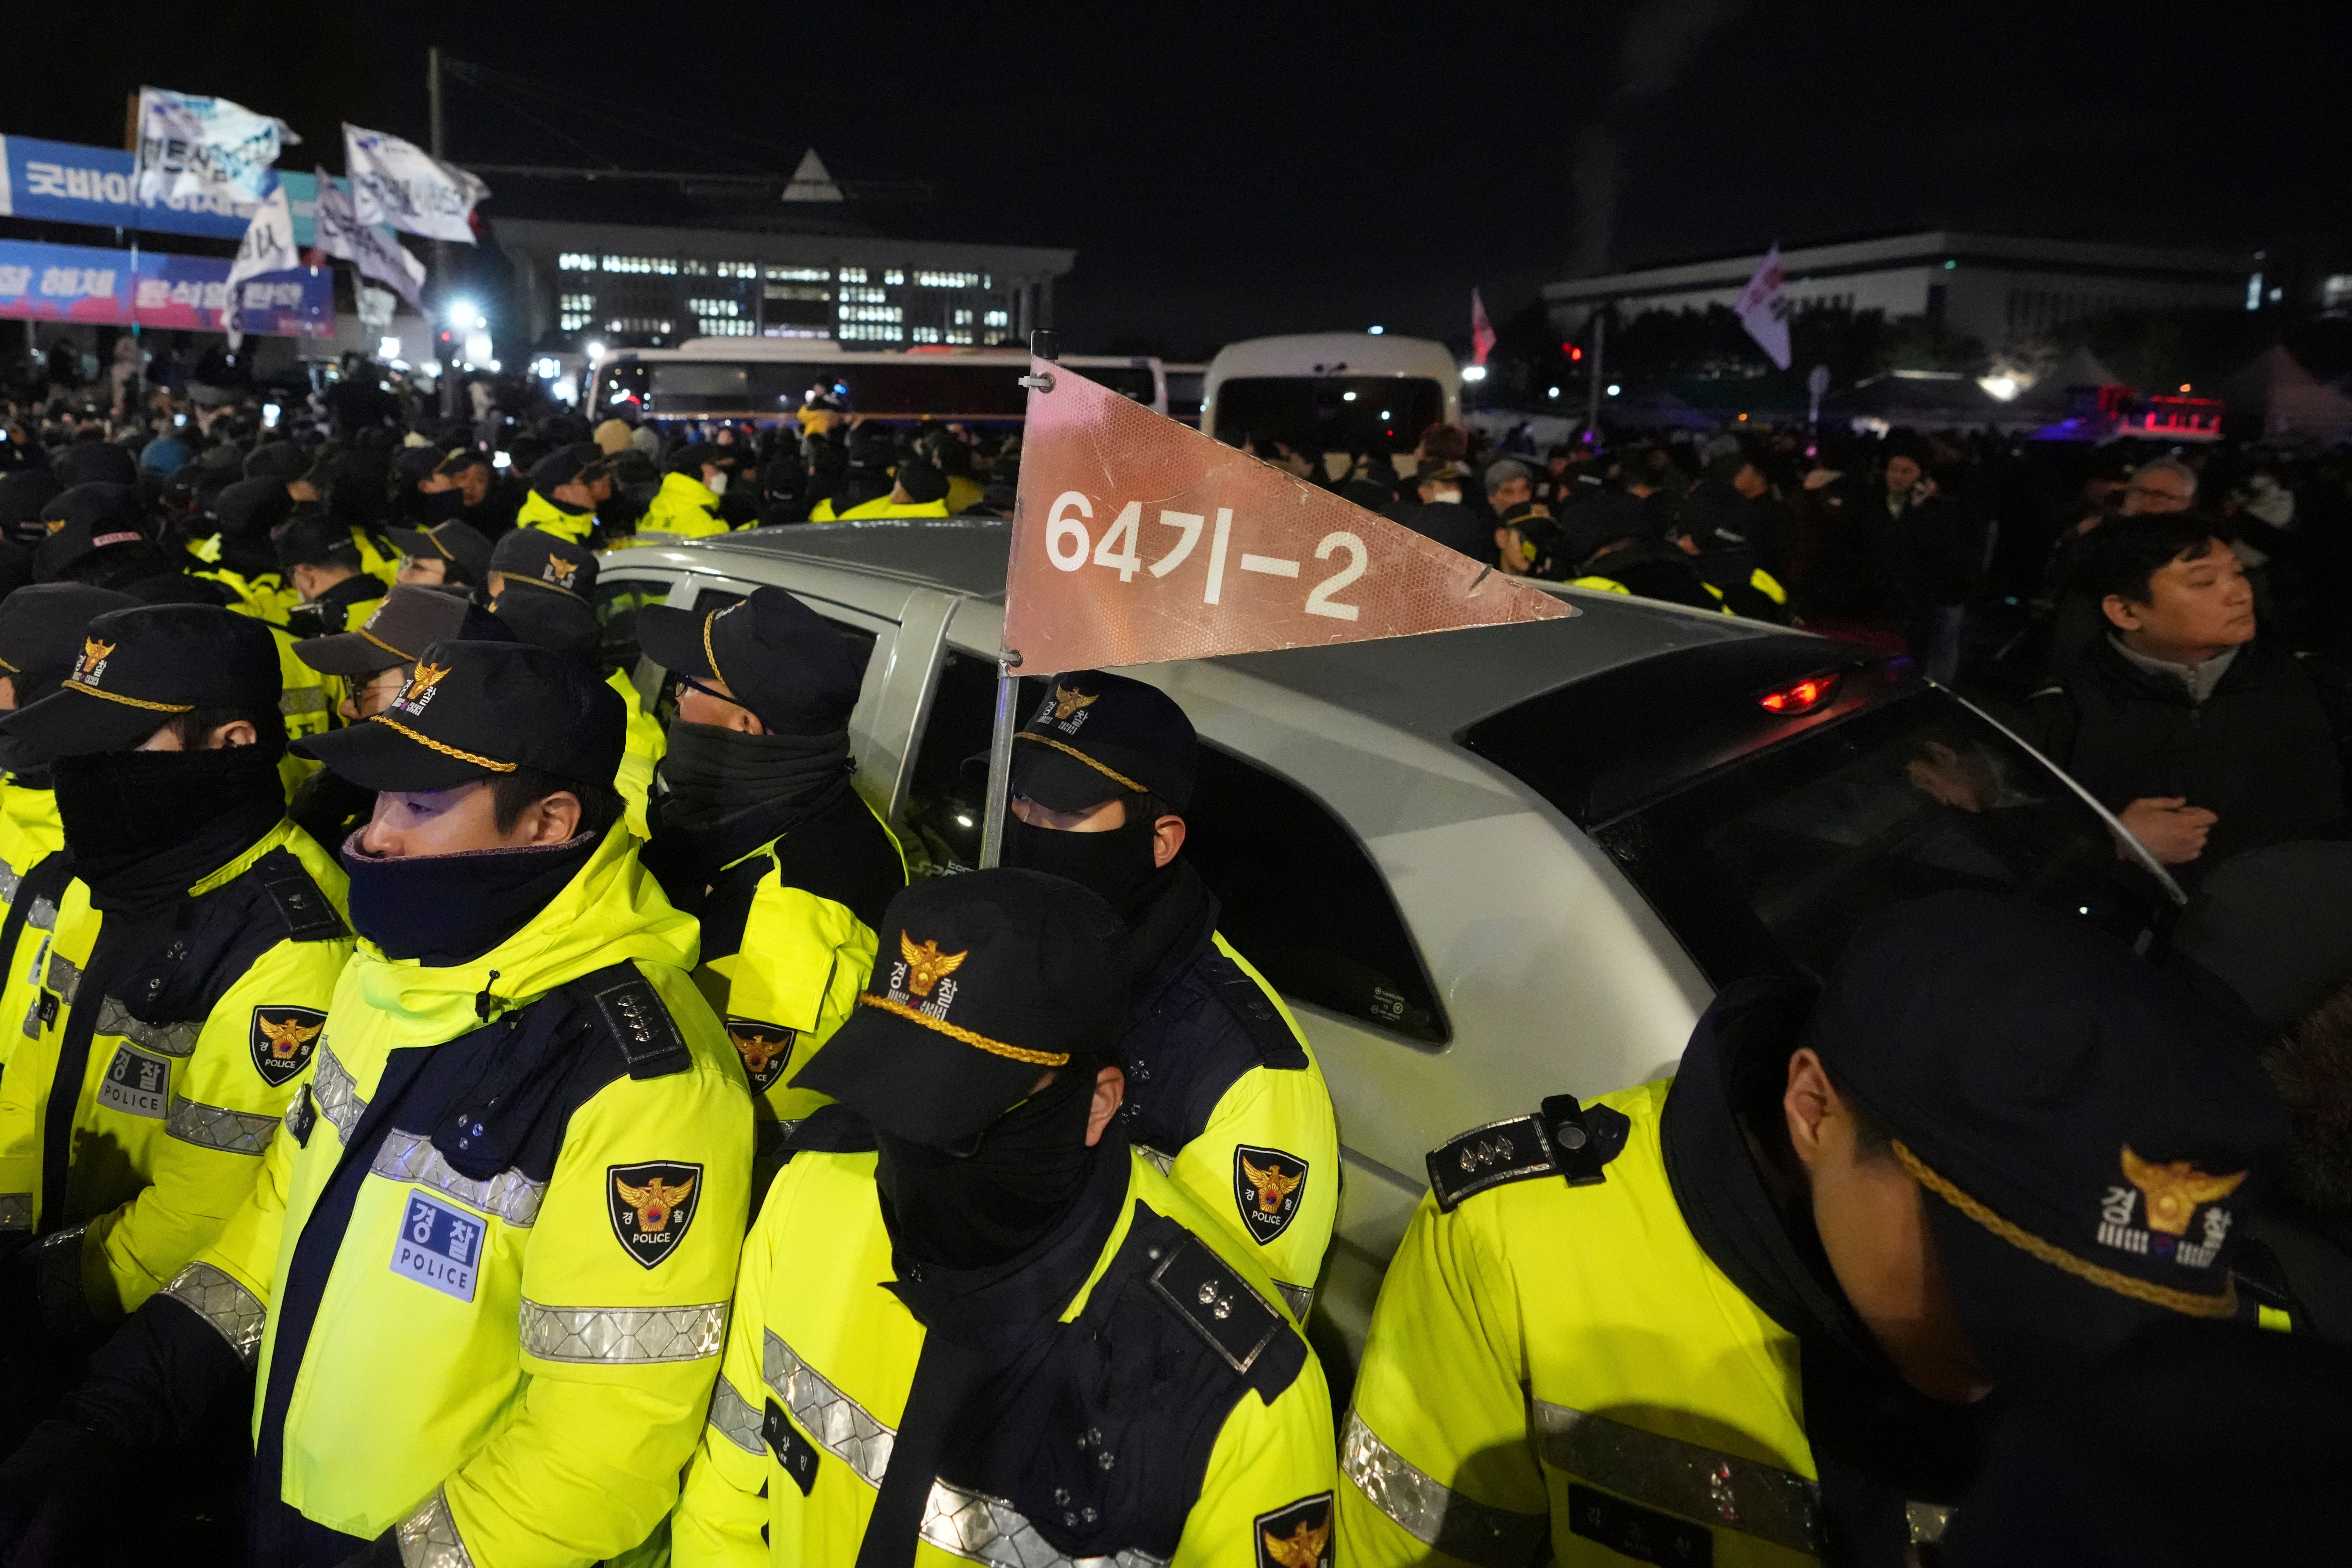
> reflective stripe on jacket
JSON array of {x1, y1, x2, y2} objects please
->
[
  {"x1": 171, "y1": 823, "x2": 753, "y2": 1561},
  {"x1": 1341, "y1": 1079, "x2": 1822, "y2": 1567},
  {"x1": 0, "y1": 781, "x2": 64, "y2": 1087},
  {"x1": 673, "y1": 1144, "x2": 1338, "y2": 1568},
  {"x1": 0, "y1": 820, "x2": 353, "y2": 1314}
]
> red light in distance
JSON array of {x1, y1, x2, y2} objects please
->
[{"x1": 1759, "y1": 673, "x2": 1840, "y2": 713}]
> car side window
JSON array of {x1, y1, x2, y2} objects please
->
[
  {"x1": 592, "y1": 575, "x2": 673, "y2": 676},
  {"x1": 1186, "y1": 744, "x2": 1450, "y2": 1045},
  {"x1": 900, "y1": 654, "x2": 1450, "y2": 1041}
]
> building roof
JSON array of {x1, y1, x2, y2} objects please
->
[
  {"x1": 493, "y1": 215, "x2": 1076, "y2": 280},
  {"x1": 1545, "y1": 230, "x2": 2250, "y2": 302}
]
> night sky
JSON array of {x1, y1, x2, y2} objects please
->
[{"x1": 14, "y1": 2, "x2": 2348, "y2": 358}]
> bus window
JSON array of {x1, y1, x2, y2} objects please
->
[{"x1": 1211, "y1": 376, "x2": 1444, "y2": 454}]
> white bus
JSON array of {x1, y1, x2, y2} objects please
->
[
  {"x1": 589, "y1": 339, "x2": 1166, "y2": 427},
  {"x1": 1200, "y1": 333, "x2": 1460, "y2": 475}
]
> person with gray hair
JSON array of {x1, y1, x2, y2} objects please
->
[{"x1": 2121, "y1": 456, "x2": 2198, "y2": 515}]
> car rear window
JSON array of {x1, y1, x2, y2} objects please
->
[{"x1": 1471, "y1": 673, "x2": 2175, "y2": 985}]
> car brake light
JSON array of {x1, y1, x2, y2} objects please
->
[{"x1": 1759, "y1": 673, "x2": 1840, "y2": 714}]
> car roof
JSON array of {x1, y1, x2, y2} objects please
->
[{"x1": 658, "y1": 517, "x2": 1805, "y2": 739}]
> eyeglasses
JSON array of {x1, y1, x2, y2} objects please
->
[{"x1": 674, "y1": 672, "x2": 746, "y2": 711}]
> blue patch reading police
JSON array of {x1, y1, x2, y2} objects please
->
[
  {"x1": 97, "y1": 1044, "x2": 170, "y2": 1119},
  {"x1": 1234, "y1": 1145, "x2": 1307, "y2": 1245},
  {"x1": 1254, "y1": 1492, "x2": 1334, "y2": 1568},
  {"x1": 249, "y1": 1005, "x2": 327, "y2": 1088},
  {"x1": 607, "y1": 1160, "x2": 703, "y2": 1269},
  {"x1": 392, "y1": 1189, "x2": 485, "y2": 1304}
]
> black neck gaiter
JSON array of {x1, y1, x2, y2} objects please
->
[
  {"x1": 874, "y1": 1065, "x2": 1103, "y2": 1273},
  {"x1": 341, "y1": 828, "x2": 599, "y2": 965},
  {"x1": 52, "y1": 744, "x2": 287, "y2": 912},
  {"x1": 1001, "y1": 812, "x2": 1161, "y2": 912},
  {"x1": 644, "y1": 723, "x2": 853, "y2": 898}
]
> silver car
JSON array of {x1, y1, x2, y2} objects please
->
[{"x1": 595, "y1": 517, "x2": 2180, "y2": 1390}]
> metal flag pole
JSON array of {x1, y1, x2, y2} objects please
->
[
  {"x1": 124, "y1": 91, "x2": 144, "y2": 413},
  {"x1": 429, "y1": 46, "x2": 458, "y2": 421},
  {"x1": 978, "y1": 327, "x2": 1058, "y2": 868}
]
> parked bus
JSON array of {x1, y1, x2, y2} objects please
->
[
  {"x1": 589, "y1": 340, "x2": 1165, "y2": 427},
  {"x1": 1201, "y1": 333, "x2": 1459, "y2": 476}
]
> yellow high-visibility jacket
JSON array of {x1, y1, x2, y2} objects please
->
[
  {"x1": 516, "y1": 488, "x2": 596, "y2": 545},
  {"x1": 639, "y1": 473, "x2": 731, "y2": 541},
  {"x1": 163, "y1": 823, "x2": 753, "y2": 1563},
  {"x1": 674, "y1": 1134, "x2": 1338, "y2": 1568},
  {"x1": 0, "y1": 820, "x2": 353, "y2": 1318},
  {"x1": 1341, "y1": 1079, "x2": 1826, "y2": 1568},
  {"x1": 0, "y1": 778, "x2": 65, "y2": 1087},
  {"x1": 607, "y1": 669, "x2": 666, "y2": 841}
]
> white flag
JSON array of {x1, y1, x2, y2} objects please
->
[
  {"x1": 345, "y1": 124, "x2": 488, "y2": 243},
  {"x1": 1734, "y1": 243, "x2": 1792, "y2": 371},
  {"x1": 135, "y1": 87, "x2": 297, "y2": 205},
  {"x1": 315, "y1": 167, "x2": 427, "y2": 308},
  {"x1": 222, "y1": 183, "x2": 299, "y2": 349}
]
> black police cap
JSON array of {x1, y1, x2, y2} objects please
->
[
  {"x1": 51, "y1": 442, "x2": 138, "y2": 490},
  {"x1": 528, "y1": 443, "x2": 608, "y2": 495},
  {"x1": 0, "y1": 603, "x2": 281, "y2": 758},
  {"x1": 491, "y1": 587, "x2": 600, "y2": 665},
  {"x1": 274, "y1": 511, "x2": 362, "y2": 573},
  {"x1": 33, "y1": 484, "x2": 152, "y2": 583},
  {"x1": 245, "y1": 440, "x2": 310, "y2": 484},
  {"x1": 210, "y1": 476, "x2": 295, "y2": 540},
  {"x1": 0, "y1": 472, "x2": 63, "y2": 543},
  {"x1": 795, "y1": 868, "x2": 1129, "y2": 1147},
  {"x1": 637, "y1": 586, "x2": 860, "y2": 736},
  {"x1": 294, "y1": 638, "x2": 623, "y2": 793},
  {"x1": 1814, "y1": 891, "x2": 2288, "y2": 1375},
  {"x1": 297, "y1": 584, "x2": 513, "y2": 678},
  {"x1": 384, "y1": 519, "x2": 493, "y2": 586},
  {"x1": 895, "y1": 458, "x2": 949, "y2": 505},
  {"x1": 0, "y1": 584, "x2": 140, "y2": 706},
  {"x1": 1008, "y1": 669, "x2": 1197, "y2": 813},
  {"x1": 491, "y1": 528, "x2": 598, "y2": 601}
]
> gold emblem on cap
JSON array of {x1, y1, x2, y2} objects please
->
[
  {"x1": 544, "y1": 554, "x2": 578, "y2": 585},
  {"x1": 1052, "y1": 684, "x2": 1096, "y2": 720},
  {"x1": 899, "y1": 932, "x2": 967, "y2": 998},
  {"x1": 404, "y1": 660, "x2": 453, "y2": 702},
  {"x1": 2120, "y1": 1147, "x2": 2246, "y2": 1236},
  {"x1": 82, "y1": 636, "x2": 115, "y2": 666}
]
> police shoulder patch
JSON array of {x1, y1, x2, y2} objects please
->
[
  {"x1": 250, "y1": 1006, "x2": 327, "y2": 1087},
  {"x1": 1254, "y1": 1493, "x2": 1335, "y2": 1568},
  {"x1": 1147, "y1": 1233, "x2": 1283, "y2": 1376},
  {"x1": 608, "y1": 1161, "x2": 704, "y2": 1268},
  {"x1": 725, "y1": 1017, "x2": 796, "y2": 1095},
  {"x1": 1424, "y1": 1095, "x2": 1631, "y2": 1213},
  {"x1": 590, "y1": 974, "x2": 690, "y2": 1080},
  {"x1": 1233, "y1": 1145, "x2": 1307, "y2": 1245}
]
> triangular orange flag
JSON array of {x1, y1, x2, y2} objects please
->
[{"x1": 1005, "y1": 361, "x2": 1570, "y2": 672}]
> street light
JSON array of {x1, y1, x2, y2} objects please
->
[
  {"x1": 1460, "y1": 365, "x2": 1488, "y2": 383},
  {"x1": 447, "y1": 301, "x2": 482, "y2": 332}
]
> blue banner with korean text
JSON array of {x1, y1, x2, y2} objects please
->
[
  {"x1": 0, "y1": 237, "x2": 332, "y2": 336},
  {"x1": 0, "y1": 134, "x2": 371, "y2": 248}
]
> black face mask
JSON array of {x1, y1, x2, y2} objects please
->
[
  {"x1": 1002, "y1": 811, "x2": 1160, "y2": 911},
  {"x1": 341, "y1": 828, "x2": 600, "y2": 965},
  {"x1": 654, "y1": 722, "x2": 850, "y2": 832},
  {"x1": 410, "y1": 489, "x2": 466, "y2": 524},
  {"x1": 53, "y1": 743, "x2": 286, "y2": 910},
  {"x1": 875, "y1": 1065, "x2": 1102, "y2": 1272}
]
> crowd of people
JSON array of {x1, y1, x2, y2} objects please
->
[{"x1": 0, "y1": 349, "x2": 2340, "y2": 1565}]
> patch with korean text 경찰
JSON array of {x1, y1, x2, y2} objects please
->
[
  {"x1": 2096, "y1": 1145, "x2": 2248, "y2": 1270},
  {"x1": 608, "y1": 1161, "x2": 703, "y2": 1268},
  {"x1": 97, "y1": 1044, "x2": 169, "y2": 1119},
  {"x1": 392, "y1": 1189, "x2": 485, "y2": 1304}
]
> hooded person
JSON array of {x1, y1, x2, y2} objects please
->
[
  {"x1": 1341, "y1": 891, "x2": 2292, "y2": 1568},
  {"x1": 285, "y1": 585, "x2": 514, "y2": 852},
  {"x1": 0, "y1": 638, "x2": 752, "y2": 1567},
  {"x1": 999, "y1": 671, "x2": 1338, "y2": 1317},
  {"x1": 274, "y1": 511, "x2": 385, "y2": 638},
  {"x1": 672, "y1": 868, "x2": 1338, "y2": 1568},
  {"x1": 485, "y1": 528, "x2": 665, "y2": 837},
  {"x1": 636, "y1": 589, "x2": 906, "y2": 1175},
  {"x1": 638, "y1": 445, "x2": 736, "y2": 541},
  {"x1": 513, "y1": 443, "x2": 613, "y2": 546},
  {"x1": 0, "y1": 606, "x2": 355, "y2": 1439},
  {"x1": 0, "y1": 585, "x2": 140, "y2": 1095}
]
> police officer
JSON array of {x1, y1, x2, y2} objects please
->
[
  {"x1": 674, "y1": 868, "x2": 1337, "y2": 1568},
  {"x1": 187, "y1": 475, "x2": 300, "y2": 623},
  {"x1": 286, "y1": 584, "x2": 513, "y2": 850},
  {"x1": 384, "y1": 516, "x2": 493, "y2": 590},
  {"x1": 514, "y1": 443, "x2": 614, "y2": 545},
  {"x1": 485, "y1": 530, "x2": 666, "y2": 837},
  {"x1": 411, "y1": 448, "x2": 519, "y2": 540},
  {"x1": 1340, "y1": 892, "x2": 2290, "y2": 1568},
  {"x1": 0, "y1": 638, "x2": 753, "y2": 1566},
  {"x1": 637, "y1": 589, "x2": 905, "y2": 1171},
  {"x1": 0, "y1": 606, "x2": 354, "y2": 1367},
  {"x1": 638, "y1": 445, "x2": 739, "y2": 541},
  {"x1": 274, "y1": 512, "x2": 387, "y2": 637},
  {"x1": 0, "y1": 587, "x2": 137, "y2": 1090},
  {"x1": 1001, "y1": 672, "x2": 1337, "y2": 1318}
]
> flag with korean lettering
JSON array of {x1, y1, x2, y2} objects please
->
[
  {"x1": 314, "y1": 166, "x2": 426, "y2": 308},
  {"x1": 1734, "y1": 243, "x2": 1792, "y2": 371},
  {"x1": 134, "y1": 87, "x2": 296, "y2": 205},
  {"x1": 344, "y1": 124, "x2": 487, "y2": 244},
  {"x1": 1004, "y1": 364, "x2": 1570, "y2": 672},
  {"x1": 222, "y1": 184, "x2": 298, "y2": 348}
]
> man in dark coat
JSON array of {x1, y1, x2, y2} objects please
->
[{"x1": 2020, "y1": 513, "x2": 2351, "y2": 885}]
